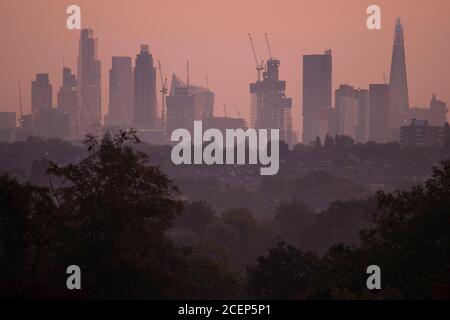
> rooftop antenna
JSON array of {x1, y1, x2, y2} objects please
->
[
  {"x1": 383, "y1": 72, "x2": 387, "y2": 84},
  {"x1": 17, "y1": 82, "x2": 24, "y2": 126},
  {"x1": 248, "y1": 33, "x2": 265, "y2": 81},
  {"x1": 223, "y1": 104, "x2": 227, "y2": 118},
  {"x1": 205, "y1": 74, "x2": 210, "y2": 91},
  {"x1": 264, "y1": 32, "x2": 273, "y2": 59}
]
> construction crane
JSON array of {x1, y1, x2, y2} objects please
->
[
  {"x1": 158, "y1": 60, "x2": 168, "y2": 123},
  {"x1": 248, "y1": 33, "x2": 265, "y2": 81},
  {"x1": 186, "y1": 60, "x2": 190, "y2": 88},
  {"x1": 17, "y1": 82, "x2": 24, "y2": 127},
  {"x1": 233, "y1": 102, "x2": 241, "y2": 118},
  {"x1": 264, "y1": 32, "x2": 273, "y2": 59},
  {"x1": 205, "y1": 74, "x2": 210, "y2": 91}
]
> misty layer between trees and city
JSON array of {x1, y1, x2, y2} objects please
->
[{"x1": 1, "y1": 131, "x2": 450, "y2": 299}]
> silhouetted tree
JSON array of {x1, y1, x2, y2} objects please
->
[
  {"x1": 175, "y1": 201, "x2": 215, "y2": 235},
  {"x1": 248, "y1": 242, "x2": 320, "y2": 299},
  {"x1": 274, "y1": 200, "x2": 315, "y2": 244},
  {"x1": 250, "y1": 160, "x2": 450, "y2": 299},
  {"x1": 324, "y1": 134, "x2": 335, "y2": 149},
  {"x1": 0, "y1": 175, "x2": 56, "y2": 298},
  {"x1": 360, "y1": 160, "x2": 450, "y2": 299},
  {"x1": 314, "y1": 136, "x2": 322, "y2": 148}
]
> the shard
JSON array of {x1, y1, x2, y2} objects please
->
[{"x1": 388, "y1": 18, "x2": 409, "y2": 140}]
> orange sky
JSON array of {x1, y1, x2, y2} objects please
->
[{"x1": 1, "y1": 0, "x2": 449, "y2": 136}]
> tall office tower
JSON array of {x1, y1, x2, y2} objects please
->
[
  {"x1": 57, "y1": 67, "x2": 78, "y2": 138},
  {"x1": 335, "y1": 84, "x2": 359, "y2": 140},
  {"x1": 388, "y1": 18, "x2": 409, "y2": 140},
  {"x1": 31, "y1": 73, "x2": 52, "y2": 116},
  {"x1": 134, "y1": 45, "x2": 158, "y2": 128},
  {"x1": 165, "y1": 74, "x2": 214, "y2": 138},
  {"x1": 356, "y1": 89, "x2": 370, "y2": 143},
  {"x1": 250, "y1": 58, "x2": 293, "y2": 143},
  {"x1": 430, "y1": 94, "x2": 448, "y2": 127},
  {"x1": 302, "y1": 49, "x2": 332, "y2": 144},
  {"x1": 369, "y1": 84, "x2": 390, "y2": 143},
  {"x1": 77, "y1": 28, "x2": 102, "y2": 136},
  {"x1": 106, "y1": 57, "x2": 133, "y2": 126}
]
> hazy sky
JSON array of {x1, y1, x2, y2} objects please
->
[{"x1": 1, "y1": 0, "x2": 449, "y2": 135}]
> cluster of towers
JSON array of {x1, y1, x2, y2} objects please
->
[
  {"x1": 302, "y1": 18, "x2": 448, "y2": 146},
  {"x1": 5, "y1": 18, "x2": 448, "y2": 147},
  {"x1": 15, "y1": 29, "x2": 246, "y2": 144}
]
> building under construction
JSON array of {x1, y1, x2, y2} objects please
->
[
  {"x1": 248, "y1": 34, "x2": 292, "y2": 145},
  {"x1": 249, "y1": 58, "x2": 293, "y2": 145}
]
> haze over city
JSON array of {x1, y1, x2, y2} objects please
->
[{"x1": 1, "y1": 0, "x2": 450, "y2": 137}]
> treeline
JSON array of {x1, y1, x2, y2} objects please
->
[{"x1": 0, "y1": 132, "x2": 449, "y2": 299}]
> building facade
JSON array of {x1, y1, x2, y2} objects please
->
[
  {"x1": 134, "y1": 45, "x2": 158, "y2": 128},
  {"x1": 302, "y1": 49, "x2": 332, "y2": 144},
  {"x1": 31, "y1": 73, "x2": 52, "y2": 117},
  {"x1": 0, "y1": 112, "x2": 16, "y2": 142},
  {"x1": 77, "y1": 28, "x2": 102, "y2": 136},
  {"x1": 250, "y1": 58, "x2": 293, "y2": 144},
  {"x1": 107, "y1": 56, "x2": 134, "y2": 126},
  {"x1": 166, "y1": 74, "x2": 214, "y2": 140},
  {"x1": 369, "y1": 84, "x2": 390, "y2": 143},
  {"x1": 400, "y1": 119, "x2": 443, "y2": 146},
  {"x1": 57, "y1": 67, "x2": 78, "y2": 138}
]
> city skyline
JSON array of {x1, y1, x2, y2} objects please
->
[{"x1": 1, "y1": 0, "x2": 450, "y2": 140}]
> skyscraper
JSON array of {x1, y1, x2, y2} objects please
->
[
  {"x1": 335, "y1": 84, "x2": 359, "y2": 140},
  {"x1": 107, "y1": 56, "x2": 133, "y2": 126},
  {"x1": 250, "y1": 58, "x2": 293, "y2": 144},
  {"x1": 166, "y1": 74, "x2": 214, "y2": 138},
  {"x1": 302, "y1": 50, "x2": 332, "y2": 144},
  {"x1": 388, "y1": 18, "x2": 409, "y2": 140},
  {"x1": 356, "y1": 89, "x2": 370, "y2": 143},
  {"x1": 134, "y1": 45, "x2": 158, "y2": 128},
  {"x1": 31, "y1": 73, "x2": 52, "y2": 116},
  {"x1": 369, "y1": 84, "x2": 390, "y2": 143},
  {"x1": 57, "y1": 67, "x2": 78, "y2": 138},
  {"x1": 77, "y1": 28, "x2": 102, "y2": 136}
]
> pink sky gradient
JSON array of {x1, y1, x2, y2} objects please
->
[{"x1": 1, "y1": 0, "x2": 449, "y2": 137}]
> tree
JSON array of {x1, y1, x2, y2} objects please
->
[
  {"x1": 314, "y1": 136, "x2": 322, "y2": 148},
  {"x1": 250, "y1": 161, "x2": 450, "y2": 299},
  {"x1": 360, "y1": 160, "x2": 450, "y2": 299},
  {"x1": 175, "y1": 200, "x2": 215, "y2": 235},
  {"x1": 324, "y1": 134, "x2": 335, "y2": 149},
  {"x1": 46, "y1": 131, "x2": 188, "y2": 298},
  {"x1": 0, "y1": 175, "x2": 56, "y2": 298},
  {"x1": 247, "y1": 242, "x2": 320, "y2": 299},
  {"x1": 274, "y1": 200, "x2": 315, "y2": 244}
]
